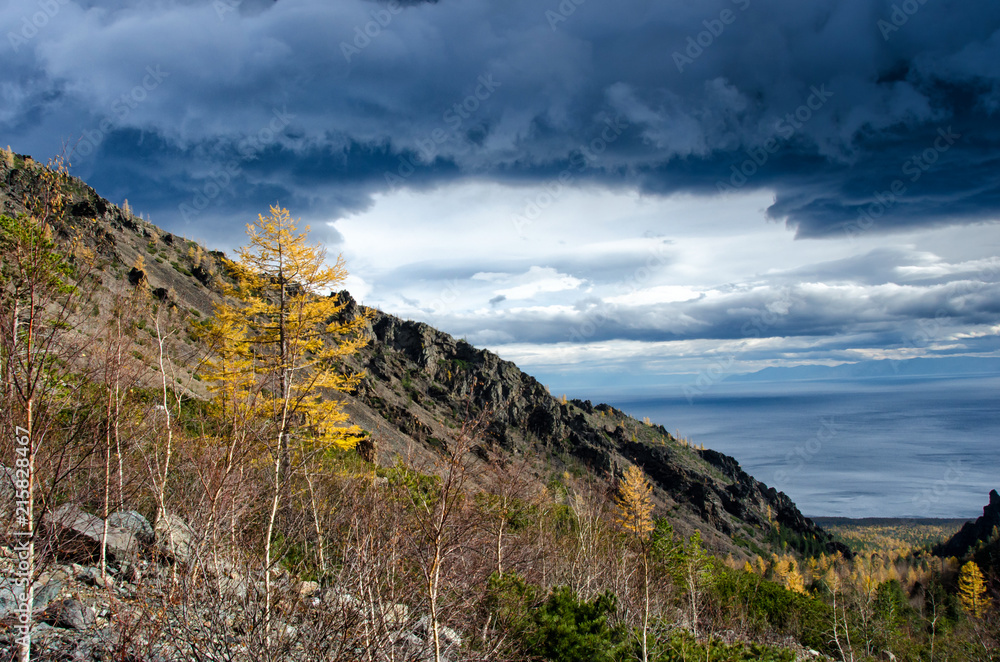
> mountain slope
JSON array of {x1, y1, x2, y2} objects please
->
[{"x1": 0, "y1": 153, "x2": 846, "y2": 561}]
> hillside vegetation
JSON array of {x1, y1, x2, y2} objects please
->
[{"x1": 0, "y1": 153, "x2": 996, "y2": 661}]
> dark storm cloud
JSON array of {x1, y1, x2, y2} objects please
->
[{"x1": 2, "y1": 0, "x2": 999, "y2": 238}]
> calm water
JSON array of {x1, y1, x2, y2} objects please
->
[{"x1": 602, "y1": 376, "x2": 1000, "y2": 518}]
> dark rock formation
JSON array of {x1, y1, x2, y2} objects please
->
[
  {"x1": 936, "y1": 489, "x2": 1000, "y2": 558},
  {"x1": 128, "y1": 266, "x2": 147, "y2": 287},
  {"x1": 342, "y1": 293, "x2": 844, "y2": 557}
]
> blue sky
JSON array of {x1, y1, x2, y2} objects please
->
[{"x1": 3, "y1": 0, "x2": 999, "y2": 387}]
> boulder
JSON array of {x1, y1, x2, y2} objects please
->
[
  {"x1": 323, "y1": 589, "x2": 360, "y2": 613},
  {"x1": 414, "y1": 615, "x2": 462, "y2": 649},
  {"x1": 107, "y1": 510, "x2": 154, "y2": 546},
  {"x1": 46, "y1": 598, "x2": 95, "y2": 630},
  {"x1": 0, "y1": 569, "x2": 68, "y2": 618},
  {"x1": 384, "y1": 602, "x2": 409, "y2": 627},
  {"x1": 0, "y1": 579, "x2": 20, "y2": 619},
  {"x1": 44, "y1": 503, "x2": 138, "y2": 562},
  {"x1": 33, "y1": 569, "x2": 69, "y2": 610},
  {"x1": 127, "y1": 267, "x2": 147, "y2": 287},
  {"x1": 0, "y1": 466, "x2": 16, "y2": 521},
  {"x1": 154, "y1": 513, "x2": 198, "y2": 564}
]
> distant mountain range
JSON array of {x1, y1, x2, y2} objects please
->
[{"x1": 728, "y1": 356, "x2": 1000, "y2": 383}]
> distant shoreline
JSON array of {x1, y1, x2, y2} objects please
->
[{"x1": 810, "y1": 516, "x2": 973, "y2": 526}]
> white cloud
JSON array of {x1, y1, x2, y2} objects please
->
[
  {"x1": 324, "y1": 181, "x2": 1000, "y2": 381},
  {"x1": 607, "y1": 285, "x2": 701, "y2": 306},
  {"x1": 494, "y1": 266, "x2": 584, "y2": 300}
]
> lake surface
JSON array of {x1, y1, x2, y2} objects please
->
[{"x1": 600, "y1": 376, "x2": 1000, "y2": 519}]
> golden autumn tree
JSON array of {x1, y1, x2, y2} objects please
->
[
  {"x1": 958, "y1": 561, "x2": 991, "y2": 619},
  {"x1": 615, "y1": 465, "x2": 655, "y2": 662},
  {"x1": 226, "y1": 205, "x2": 369, "y2": 458},
  {"x1": 204, "y1": 205, "x2": 369, "y2": 634},
  {"x1": 198, "y1": 296, "x2": 263, "y2": 577},
  {"x1": 616, "y1": 465, "x2": 654, "y2": 537}
]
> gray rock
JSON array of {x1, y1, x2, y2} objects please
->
[
  {"x1": 117, "y1": 560, "x2": 142, "y2": 584},
  {"x1": 440, "y1": 625, "x2": 462, "y2": 649},
  {"x1": 44, "y1": 503, "x2": 137, "y2": 561},
  {"x1": 0, "y1": 579, "x2": 21, "y2": 618},
  {"x1": 48, "y1": 598, "x2": 95, "y2": 630},
  {"x1": 107, "y1": 510, "x2": 154, "y2": 546},
  {"x1": 0, "y1": 466, "x2": 15, "y2": 520},
  {"x1": 323, "y1": 589, "x2": 359, "y2": 612},
  {"x1": 76, "y1": 566, "x2": 114, "y2": 589},
  {"x1": 154, "y1": 513, "x2": 197, "y2": 564},
  {"x1": 33, "y1": 571, "x2": 67, "y2": 611},
  {"x1": 394, "y1": 631, "x2": 424, "y2": 652},
  {"x1": 215, "y1": 570, "x2": 251, "y2": 600},
  {"x1": 414, "y1": 616, "x2": 463, "y2": 649}
]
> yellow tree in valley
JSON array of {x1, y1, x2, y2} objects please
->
[
  {"x1": 204, "y1": 205, "x2": 369, "y2": 634},
  {"x1": 958, "y1": 561, "x2": 991, "y2": 619},
  {"x1": 615, "y1": 465, "x2": 655, "y2": 662}
]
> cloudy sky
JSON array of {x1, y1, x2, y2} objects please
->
[{"x1": 3, "y1": 0, "x2": 1000, "y2": 391}]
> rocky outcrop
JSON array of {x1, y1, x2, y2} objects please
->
[
  {"x1": 936, "y1": 489, "x2": 1000, "y2": 558},
  {"x1": 343, "y1": 297, "x2": 842, "y2": 557}
]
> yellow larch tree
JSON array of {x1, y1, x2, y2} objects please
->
[
  {"x1": 199, "y1": 297, "x2": 263, "y2": 578},
  {"x1": 228, "y1": 205, "x2": 369, "y2": 460},
  {"x1": 958, "y1": 561, "x2": 991, "y2": 618},
  {"x1": 616, "y1": 465, "x2": 654, "y2": 538},
  {"x1": 615, "y1": 465, "x2": 655, "y2": 662},
  {"x1": 205, "y1": 205, "x2": 369, "y2": 636}
]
